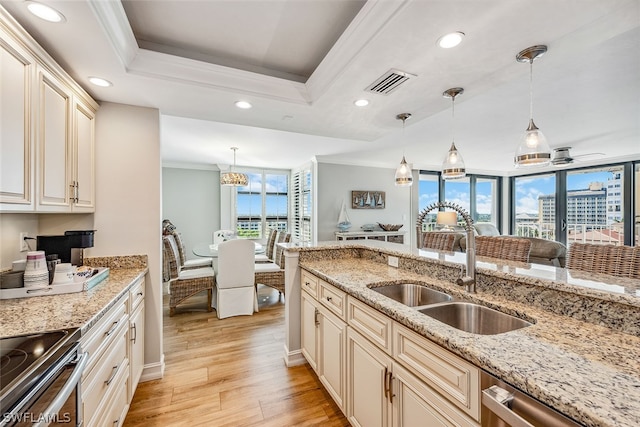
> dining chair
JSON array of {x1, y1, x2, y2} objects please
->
[
  {"x1": 213, "y1": 239, "x2": 258, "y2": 319},
  {"x1": 171, "y1": 231, "x2": 213, "y2": 269},
  {"x1": 255, "y1": 228, "x2": 278, "y2": 263},
  {"x1": 162, "y1": 235, "x2": 215, "y2": 316},
  {"x1": 475, "y1": 235, "x2": 532, "y2": 263},
  {"x1": 567, "y1": 242, "x2": 640, "y2": 279},
  {"x1": 421, "y1": 232, "x2": 459, "y2": 252},
  {"x1": 254, "y1": 233, "x2": 291, "y2": 300}
]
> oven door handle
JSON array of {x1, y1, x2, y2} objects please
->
[
  {"x1": 482, "y1": 385, "x2": 535, "y2": 427},
  {"x1": 33, "y1": 351, "x2": 88, "y2": 427}
]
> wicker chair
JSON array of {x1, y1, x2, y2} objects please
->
[
  {"x1": 254, "y1": 232, "x2": 291, "y2": 299},
  {"x1": 255, "y1": 228, "x2": 278, "y2": 263},
  {"x1": 567, "y1": 242, "x2": 640, "y2": 279},
  {"x1": 171, "y1": 231, "x2": 213, "y2": 269},
  {"x1": 475, "y1": 236, "x2": 532, "y2": 263},
  {"x1": 162, "y1": 235, "x2": 215, "y2": 316},
  {"x1": 421, "y1": 232, "x2": 459, "y2": 251}
]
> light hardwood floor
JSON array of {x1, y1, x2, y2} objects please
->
[{"x1": 124, "y1": 286, "x2": 349, "y2": 426}]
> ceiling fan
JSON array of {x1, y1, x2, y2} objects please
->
[{"x1": 551, "y1": 147, "x2": 605, "y2": 166}]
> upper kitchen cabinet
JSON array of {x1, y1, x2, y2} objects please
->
[
  {"x1": 0, "y1": 6, "x2": 98, "y2": 213},
  {"x1": 0, "y1": 22, "x2": 34, "y2": 211}
]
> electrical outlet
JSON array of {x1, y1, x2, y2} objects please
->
[
  {"x1": 388, "y1": 256, "x2": 399, "y2": 268},
  {"x1": 19, "y1": 232, "x2": 29, "y2": 252}
]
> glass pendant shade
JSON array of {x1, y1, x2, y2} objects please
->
[
  {"x1": 514, "y1": 119, "x2": 551, "y2": 167},
  {"x1": 514, "y1": 45, "x2": 551, "y2": 168},
  {"x1": 441, "y1": 88, "x2": 466, "y2": 180},
  {"x1": 220, "y1": 147, "x2": 249, "y2": 186},
  {"x1": 395, "y1": 156, "x2": 413, "y2": 186},
  {"x1": 442, "y1": 142, "x2": 466, "y2": 179},
  {"x1": 394, "y1": 113, "x2": 413, "y2": 187}
]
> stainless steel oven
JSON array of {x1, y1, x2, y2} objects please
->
[
  {"x1": 481, "y1": 370, "x2": 583, "y2": 427},
  {"x1": 1, "y1": 329, "x2": 87, "y2": 427}
]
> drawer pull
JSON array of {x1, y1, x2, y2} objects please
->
[
  {"x1": 113, "y1": 418, "x2": 119, "y2": 426},
  {"x1": 131, "y1": 322, "x2": 137, "y2": 343},
  {"x1": 105, "y1": 364, "x2": 119, "y2": 386},
  {"x1": 137, "y1": 291, "x2": 143, "y2": 296},
  {"x1": 304, "y1": 281, "x2": 310, "y2": 287},
  {"x1": 326, "y1": 296, "x2": 332, "y2": 302},
  {"x1": 105, "y1": 320, "x2": 119, "y2": 337}
]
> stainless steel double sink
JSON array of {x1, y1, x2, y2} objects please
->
[{"x1": 368, "y1": 282, "x2": 532, "y2": 335}]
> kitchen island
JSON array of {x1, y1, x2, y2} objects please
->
[{"x1": 281, "y1": 240, "x2": 640, "y2": 427}]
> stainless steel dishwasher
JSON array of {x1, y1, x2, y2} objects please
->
[{"x1": 481, "y1": 371, "x2": 584, "y2": 427}]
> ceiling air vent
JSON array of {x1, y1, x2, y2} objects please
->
[{"x1": 365, "y1": 69, "x2": 416, "y2": 95}]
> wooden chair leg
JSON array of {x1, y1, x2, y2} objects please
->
[
  {"x1": 170, "y1": 306, "x2": 176, "y2": 317},
  {"x1": 207, "y1": 289, "x2": 213, "y2": 312}
]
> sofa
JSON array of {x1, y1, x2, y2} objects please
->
[{"x1": 457, "y1": 223, "x2": 567, "y2": 267}]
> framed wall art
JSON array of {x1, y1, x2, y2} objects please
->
[{"x1": 352, "y1": 191, "x2": 385, "y2": 209}]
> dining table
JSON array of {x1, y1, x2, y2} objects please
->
[{"x1": 192, "y1": 241, "x2": 265, "y2": 258}]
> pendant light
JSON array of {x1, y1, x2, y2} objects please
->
[
  {"x1": 394, "y1": 113, "x2": 413, "y2": 187},
  {"x1": 514, "y1": 45, "x2": 551, "y2": 168},
  {"x1": 220, "y1": 147, "x2": 248, "y2": 186},
  {"x1": 441, "y1": 87, "x2": 466, "y2": 180}
]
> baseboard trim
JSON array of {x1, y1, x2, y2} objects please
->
[
  {"x1": 140, "y1": 353, "x2": 165, "y2": 382},
  {"x1": 283, "y1": 345, "x2": 306, "y2": 367}
]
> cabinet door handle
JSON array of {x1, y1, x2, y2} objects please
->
[
  {"x1": 104, "y1": 320, "x2": 119, "y2": 337},
  {"x1": 388, "y1": 372, "x2": 394, "y2": 404},
  {"x1": 383, "y1": 367, "x2": 389, "y2": 398},
  {"x1": 113, "y1": 419, "x2": 119, "y2": 426},
  {"x1": 314, "y1": 308, "x2": 319, "y2": 326},
  {"x1": 105, "y1": 364, "x2": 119, "y2": 385},
  {"x1": 131, "y1": 322, "x2": 137, "y2": 343}
]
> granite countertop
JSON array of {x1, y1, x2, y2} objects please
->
[
  {"x1": 294, "y1": 243, "x2": 640, "y2": 427},
  {"x1": 0, "y1": 267, "x2": 147, "y2": 338}
]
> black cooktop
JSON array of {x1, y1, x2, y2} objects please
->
[{"x1": 0, "y1": 328, "x2": 80, "y2": 414}]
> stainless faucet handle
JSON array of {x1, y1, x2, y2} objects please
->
[{"x1": 456, "y1": 276, "x2": 475, "y2": 293}]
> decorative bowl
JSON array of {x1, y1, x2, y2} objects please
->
[{"x1": 378, "y1": 223, "x2": 403, "y2": 231}]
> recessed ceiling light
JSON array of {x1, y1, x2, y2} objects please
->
[
  {"x1": 88, "y1": 77, "x2": 112, "y2": 87},
  {"x1": 437, "y1": 32, "x2": 465, "y2": 49},
  {"x1": 26, "y1": 1, "x2": 65, "y2": 23},
  {"x1": 235, "y1": 101, "x2": 252, "y2": 109},
  {"x1": 354, "y1": 99, "x2": 369, "y2": 107}
]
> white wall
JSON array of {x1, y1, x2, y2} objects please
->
[
  {"x1": 162, "y1": 167, "x2": 220, "y2": 255},
  {"x1": 316, "y1": 162, "x2": 412, "y2": 242},
  {"x1": 90, "y1": 102, "x2": 163, "y2": 378},
  {"x1": 0, "y1": 213, "x2": 39, "y2": 269}
]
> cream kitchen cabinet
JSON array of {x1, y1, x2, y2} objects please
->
[
  {"x1": 80, "y1": 294, "x2": 130, "y2": 427},
  {"x1": 128, "y1": 277, "x2": 145, "y2": 399},
  {"x1": 347, "y1": 323, "x2": 479, "y2": 427},
  {"x1": 35, "y1": 66, "x2": 96, "y2": 212},
  {"x1": 0, "y1": 7, "x2": 97, "y2": 213},
  {"x1": 300, "y1": 273, "x2": 346, "y2": 411},
  {"x1": 302, "y1": 269, "x2": 481, "y2": 426},
  {"x1": 0, "y1": 23, "x2": 35, "y2": 211}
]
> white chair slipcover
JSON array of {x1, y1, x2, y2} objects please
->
[{"x1": 212, "y1": 239, "x2": 258, "y2": 319}]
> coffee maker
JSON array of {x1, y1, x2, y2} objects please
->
[{"x1": 36, "y1": 230, "x2": 95, "y2": 265}]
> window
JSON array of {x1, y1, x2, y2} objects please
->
[
  {"x1": 476, "y1": 177, "x2": 499, "y2": 225},
  {"x1": 235, "y1": 170, "x2": 288, "y2": 239},
  {"x1": 513, "y1": 174, "x2": 556, "y2": 240},
  {"x1": 292, "y1": 167, "x2": 312, "y2": 243},
  {"x1": 418, "y1": 173, "x2": 501, "y2": 231},
  {"x1": 634, "y1": 163, "x2": 639, "y2": 246}
]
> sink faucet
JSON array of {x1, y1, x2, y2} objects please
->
[{"x1": 416, "y1": 201, "x2": 476, "y2": 293}]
